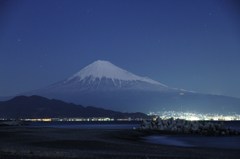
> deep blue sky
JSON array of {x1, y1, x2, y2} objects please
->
[{"x1": 0, "y1": 0, "x2": 240, "y2": 98}]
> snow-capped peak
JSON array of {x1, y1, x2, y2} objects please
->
[{"x1": 67, "y1": 60, "x2": 167, "y2": 86}]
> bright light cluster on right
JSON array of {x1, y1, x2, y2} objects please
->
[{"x1": 148, "y1": 111, "x2": 240, "y2": 121}]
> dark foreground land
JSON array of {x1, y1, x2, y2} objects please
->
[{"x1": 0, "y1": 126, "x2": 240, "y2": 159}]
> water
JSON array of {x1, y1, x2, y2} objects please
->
[
  {"x1": 143, "y1": 121, "x2": 240, "y2": 149},
  {"x1": 29, "y1": 121, "x2": 140, "y2": 129},
  {"x1": 144, "y1": 136, "x2": 194, "y2": 147},
  {"x1": 29, "y1": 121, "x2": 240, "y2": 149},
  {"x1": 144, "y1": 135, "x2": 240, "y2": 149}
]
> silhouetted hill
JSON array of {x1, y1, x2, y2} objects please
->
[{"x1": 0, "y1": 95, "x2": 147, "y2": 119}]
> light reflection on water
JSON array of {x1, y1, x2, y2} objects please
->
[
  {"x1": 143, "y1": 121, "x2": 240, "y2": 149},
  {"x1": 143, "y1": 135, "x2": 240, "y2": 149},
  {"x1": 143, "y1": 135, "x2": 193, "y2": 147}
]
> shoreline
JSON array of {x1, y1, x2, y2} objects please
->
[{"x1": 0, "y1": 126, "x2": 240, "y2": 159}]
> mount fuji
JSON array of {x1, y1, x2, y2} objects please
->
[
  {"x1": 61, "y1": 60, "x2": 170, "y2": 92},
  {"x1": 24, "y1": 60, "x2": 240, "y2": 114}
]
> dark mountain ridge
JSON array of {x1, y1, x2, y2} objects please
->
[{"x1": 0, "y1": 95, "x2": 147, "y2": 119}]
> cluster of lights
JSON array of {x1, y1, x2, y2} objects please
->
[
  {"x1": 20, "y1": 117, "x2": 144, "y2": 122},
  {"x1": 148, "y1": 111, "x2": 240, "y2": 121},
  {"x1": 2, "y1": 112, "x2": 240, "y2": 122},
  {"x1": 22, "y1": 117, "x2": 114, "y2": 122},
  {"x1": 23, "y1": 118, "x2": 52, "y2": 122}
]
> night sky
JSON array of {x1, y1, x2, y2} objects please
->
[{"x1": 0, "y1": 0, "x2": 240, "y2": 98}]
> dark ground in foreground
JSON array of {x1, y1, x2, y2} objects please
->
[{"x1": 0, "y1": 126, "x2": 240, "y2": 159}]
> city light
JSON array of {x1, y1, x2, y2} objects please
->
[{"x1": 148, "y1": 111, "x2": 240, "y2": 121}]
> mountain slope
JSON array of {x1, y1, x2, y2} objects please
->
[
  {"x1": 49, "y1": 60, "x2": 170, "y2": 92},
  {"x1": 0, "y1": 96, "x2": 147, "y2": 119},
  {"x1": 68, "y1": 60, "x2": 164, "y2": 85},
  {"x1": 23, "y1": 60, "x2": 240, "y2": 114}
]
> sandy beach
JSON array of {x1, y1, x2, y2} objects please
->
[{"x1": 0, "y1": 126, "x2": 240, "y2": 159}]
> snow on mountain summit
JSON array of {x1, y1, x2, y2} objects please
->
[{"x1": 67, "y1": 60, "x2": 166, "y2": 86}]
